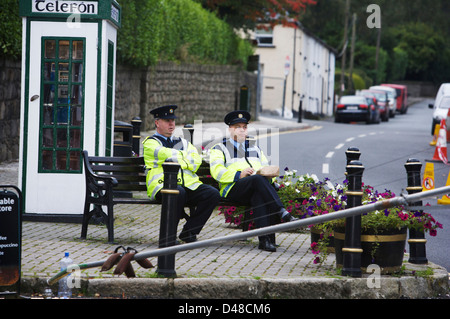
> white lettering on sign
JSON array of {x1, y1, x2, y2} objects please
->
[
  {"x1": 0, "y1": 197, "x2": 14, "y2": 213},
  {"x1": 111, "y1": 4, "x2": 119, "y2": 23},
  {"x1": 32, "y1": 0, "x2": 98, "y2": 15}
]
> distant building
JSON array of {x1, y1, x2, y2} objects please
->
[{"x1": 249, "y1": 22, "x2": 337, "y2": 118}]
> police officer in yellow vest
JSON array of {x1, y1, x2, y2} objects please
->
[
  {"x1": 209, "y1": 110, "x2": 297, "y2": 252},
  {"x1": 143, "y1": 105, "x2": 220, "y2": 243}
]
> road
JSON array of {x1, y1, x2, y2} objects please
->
[{"x1": 276, "y1": 98, "x2": 450, "y2": 272}]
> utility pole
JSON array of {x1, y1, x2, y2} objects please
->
[
  {"x1": 348, "y1": 13, "x2": 357, "y2": 92},
  {"x1": 374, "y1": 16, "x2": 382, "y2": 82},
  {"x1": 339, "y1": 0, "x2": 350, "y2": 98}
]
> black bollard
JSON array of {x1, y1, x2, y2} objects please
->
[
  {"x1": 342, "y1": 160, "x2": 364, "y2": 277},
  {"x1": 183, "y1": 124, "x2": 194, "y2": 144},
  {"x1": 156, "y1": 160, "x2": 180, "y2": 277},
  {"x1": 297, "y1": 100, "x2": 303, "y2": 123},
  {"x1": 404, "y1": 158, "x2": 428, "y2": 264},
  {"x1": 131, "y1": 117, "x2": 142, "y2": 156},
  {"x1": 345, "y1": 147, "x2": 361, "y2": 166}
]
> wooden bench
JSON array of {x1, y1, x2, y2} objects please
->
[{"x1": 80, "y1": 150, "x2": 248, "y2": 243}]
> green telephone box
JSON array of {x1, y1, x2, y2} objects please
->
[{"x1": 19, "y1": 0, "x2": 121, "y2": 219}]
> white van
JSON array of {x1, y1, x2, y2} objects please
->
[
  {"x1": 369, "y1": 85, "x2": 397, "y2": 118},
  {"x1": 430, "y1": 83, "x2": 450, "y2": 135}
]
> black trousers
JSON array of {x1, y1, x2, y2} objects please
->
[
  {"x1": 226, "y1": 175, "x2": 283, "y2": 230},
  {"x1": 157, "y1": 184, "x2": 220, "y2": 235}
]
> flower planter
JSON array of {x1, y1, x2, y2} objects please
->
[
  {"x1": 334, "y1": 227, "x2": 407, "y2": 274},
  {"x1": 310, "y1": 227, "x2": 335, "y2": 253}
]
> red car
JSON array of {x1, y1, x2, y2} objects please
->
[
  {"x1": 360, "y1": 89, "x2": 389, "y2": 122},
  {"x1": 381, "y1": 84, "x2": 408, "y2": 114}
]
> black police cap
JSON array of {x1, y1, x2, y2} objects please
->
[
  {"x1": 224, "y1": 110, "x2": 251, "y2": 125},
  {"x1": 150, "y1": 105, "x2": 177, "y2": 119}
]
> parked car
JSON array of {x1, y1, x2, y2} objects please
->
[
  {"x1": 429, "y1": 83, "x2": 450, "y2": 110},
  {"x1": 369, "y1": 85, "x2": 397, "y2": 118},
  {"x1": 430, "y1": 83, "x2": 450, "y2": 135},
  {"x1": 335, "y1": 95, "x2": 380, "y2": 124},
  {"x1": 381, "y1": 83, "x2": 408, "y2": 114},
  {"x1": 360, "y1": 89, "x2": 389, "y2": 122}
]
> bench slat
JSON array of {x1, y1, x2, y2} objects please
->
[
  {"x1": 113, "y1": 178, "x2": 146, "y2": 185},
  {"x1": 114, "y1": 184, "x2": 147, "y2": 191},
  {"x1": 95, "y1": 172, "x2": 146, "y2": 181},
  {"x1": 91, "y1": 165, "x2": 145, "y2": 174},
  {"x1": 113, "y1": 198, "x2": 157, "y2": 205},
  {"x1": 88, "y1": 156, "x2": 145, "y2": 164}
]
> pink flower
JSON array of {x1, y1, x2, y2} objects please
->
[{"x1": 310, "y1": 242, "x2": 320, "y2": 255}]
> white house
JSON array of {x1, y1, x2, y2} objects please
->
[{"x1": 251, "y1": 22, "x2": 336, "y2": 118}]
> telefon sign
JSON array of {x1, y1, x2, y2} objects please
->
[{"x1": 32, "y1": 0, "x2": 98, "y2": 15}]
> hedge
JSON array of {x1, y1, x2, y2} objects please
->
[
  {"x1": 117, "y1": 0, "x2": 254, "y2": 67},
  {"x1": 0, "y1": 0, "x2": 21, "y2": 59}
]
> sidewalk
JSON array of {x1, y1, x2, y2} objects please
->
[{"x1": 1, "y1": 115, "x2": 449, "y2": 299}]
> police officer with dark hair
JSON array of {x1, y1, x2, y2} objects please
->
[
  {"x1": 143, "y1": 105, "x2": 220, "y2": 243},
  {"x1": 209, "y1": 110, "x2": 296, "y2": 252}
]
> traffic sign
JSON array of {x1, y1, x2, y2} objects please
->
[{"x1": 284, "y1": 56, "x2": 290, "y2": 76}]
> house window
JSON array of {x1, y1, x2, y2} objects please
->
[{"x1": 255, "y1": 28, "x2": 274, "y2": 47}]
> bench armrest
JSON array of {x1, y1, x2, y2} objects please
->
[{"x1": 82, "y1": 151, "x2": 119, "y2": 194}]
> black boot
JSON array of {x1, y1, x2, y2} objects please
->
[
  {"x1": 268, "y1": 233, "x2": 278, "y2": 247},
  {"x1": 179, "y1": 230, "x2": 197, "y2": 243},
  {"x1": 279, "y1": 208, "x2": 298, "y2": 222},
  {"x1": 258, "y1": 236, "x2": 276, "y2": 252}
]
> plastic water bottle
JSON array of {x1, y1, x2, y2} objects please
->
[
  {"x1": 43, "y1": 288, "x2": 53, "y2": 299},
  {"x1": 58, "y1": 252, "x2": 73, "y2": 298}
]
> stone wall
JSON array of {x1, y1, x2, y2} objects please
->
[
  {"x1": 0, "y1": 59, "x2": 21, "y2": 162},
  {"x1": 115, "y1": 62, "x2": 257, "y2": 131}
]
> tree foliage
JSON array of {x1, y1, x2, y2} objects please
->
[
  {"x1": 197, "y1": 0, "x2": 317, "y2": 30},
  {"x1": 392, "y1": 22, "x2": 447, "y2": 82},
  {"x1": 298, "y1": 0, "x2": 450, "y2": 84}
]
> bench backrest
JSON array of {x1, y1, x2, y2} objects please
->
[
  {"x1": 83, "y1": 150, "x2": 219, "y2": 192},
  {"x1": 85, "y1": 153, "x2": 147, "y2": 192}
]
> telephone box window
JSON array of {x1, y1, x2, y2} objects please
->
[{"x1": 39, "y1": 38, "x2": 85, "y2": 173}]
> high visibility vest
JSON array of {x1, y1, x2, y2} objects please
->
[
  {"x1": 143, "y1": 135, "x2": 202, "y2": 200},
  {"x1": 209, "y1": 138, "x2": 270, "y2": 197}
]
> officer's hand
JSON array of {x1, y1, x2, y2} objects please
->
[{"x1": 240, "y1": 167, "x2": 255, "y2": 178}]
